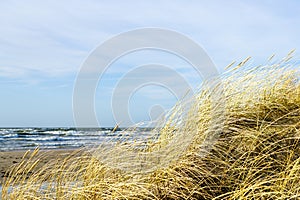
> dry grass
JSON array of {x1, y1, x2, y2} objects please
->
[{"x1": 2, "y1": 54, "x2": 300, "y2": 199}]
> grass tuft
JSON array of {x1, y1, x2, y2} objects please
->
[{"x1": 2, "y1": 56, "x2": 300, "y2": 199}]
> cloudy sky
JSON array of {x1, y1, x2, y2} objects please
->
[{"x1": 0, "y1": 0, "x2": 299, "y2": 127}]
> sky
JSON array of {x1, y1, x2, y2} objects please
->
[{"x1": 0, "y1": 0, "x2": 300, "y2": 127}]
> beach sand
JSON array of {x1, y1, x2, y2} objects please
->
[{"x1": 0, "y1": 149, "x2": 79, "y2": 184}]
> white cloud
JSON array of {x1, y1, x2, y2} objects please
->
[{"x1": 0, "y1": 0, "x2": 299, "y2": 81}]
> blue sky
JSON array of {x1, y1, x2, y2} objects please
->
[{"x1": 0, "y1": 0, "x2": 300, "y2": 127}]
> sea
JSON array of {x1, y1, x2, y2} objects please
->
[{"x1": 0, "y1": 127, "x2": 153, "y2": 151}]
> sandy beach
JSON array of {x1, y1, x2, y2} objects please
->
[{"x1": 0, "y1": 149, "x2": 79, "y2": 184}]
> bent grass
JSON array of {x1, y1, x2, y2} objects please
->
[{"x1": 2, "y1": 55, "x2": 300, "y2": 199}]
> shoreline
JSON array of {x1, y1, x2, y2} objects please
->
[{"x1": 0, "y1": 148, "x2": 81, "y2": 184}]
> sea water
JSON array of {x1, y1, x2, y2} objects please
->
[{"x1": 0, "y1": 127, "x2": 153, "y2": 151}]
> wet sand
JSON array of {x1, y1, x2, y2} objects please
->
[{"x1": 0, "y1": 149, "x2": 79, "y2": 184}]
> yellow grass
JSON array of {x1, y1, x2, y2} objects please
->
[{"x1": 2, "y1": 55, "x2": 300, "y2": 199}]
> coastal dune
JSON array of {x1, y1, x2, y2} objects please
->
[{"x1": 2, "y1": 57, "x2": 300, "y2": 199}]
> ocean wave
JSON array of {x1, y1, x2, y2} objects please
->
[{"x1": 0, "y1": 127, "x2": 152, "y2": 151}]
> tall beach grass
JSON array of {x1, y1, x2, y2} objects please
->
[{"x1": 2, "y1": 54, "x2": 300, "y2": 199}]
